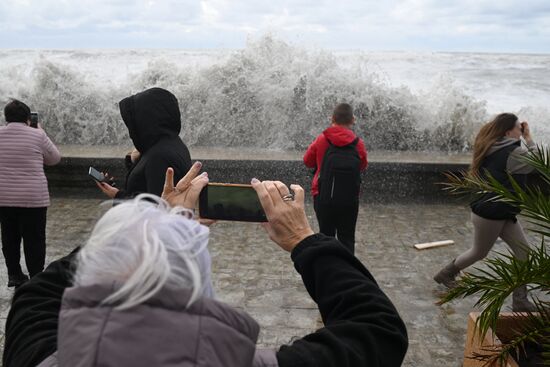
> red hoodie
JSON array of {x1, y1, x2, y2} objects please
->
[{"x1": 303, "y1": 125, "x2": 368, "y2": 197}]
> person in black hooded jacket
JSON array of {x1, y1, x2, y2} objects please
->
[{"x1": 96, "y1": 87, "x2": 192, "y2": 199}]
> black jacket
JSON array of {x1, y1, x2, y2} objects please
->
[
  {"x1": 115, "y1": 88, "x2": 192, "y2": 199},
  {"x1": 277, "y1": 234, "x2": 408, "y2": 367},
  {"x1": 3, "y1": 235, "x2": 407, "y2": 367},
  {"x1": 470, "y1": 139, "x2": 532, "y2": 220},
  {"x1": 3, "y1": 248, "x2": 78, "y2": 367}
]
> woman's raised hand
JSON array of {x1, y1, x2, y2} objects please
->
[
  {"x1": 251, "y1": 179, "x2": 314, "y2": 252},
  {"x1": 520, "y1": 121, "x2": 532, "y2": 141},
  {"x1": 162, "y1": 162, "x2": 208, "y2": 211}
]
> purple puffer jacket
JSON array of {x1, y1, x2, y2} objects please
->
[{"x1": 37, "y1": 284, "x2": 278, "y2": 367}]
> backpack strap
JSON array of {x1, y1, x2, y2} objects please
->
[{"x1": 326, "y1": 137, "x2": 359, "y2": 147}]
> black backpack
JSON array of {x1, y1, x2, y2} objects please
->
[{"x1": 317, "y1": 137, "x2": 361, "y2": 205}]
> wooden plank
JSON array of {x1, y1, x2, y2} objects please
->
[{"x1": 413, "y1": 240, "x2": 454, "y2": 250}]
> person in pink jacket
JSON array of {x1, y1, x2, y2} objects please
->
[
  {"x1": 303, "y1": 103, "x2": 368, "y2": 254},
  {"x1": 0, "y1": 99, "x2": 61, "y2": 287}
]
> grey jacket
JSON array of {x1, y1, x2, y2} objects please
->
[
  {"x1": 487, "y1": 137, "x2": 536, "y2": 174},
  {"x1": 37, "y1": 284, "x2": 278, "y2": 367}
]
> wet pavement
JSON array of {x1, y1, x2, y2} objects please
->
[{"x1": 0, "y1": 197, "x2": 540, "y2": 366}]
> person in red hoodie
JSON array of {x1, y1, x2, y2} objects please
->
[{"x1": 303, "y1": 103, "x2": 368, "y2": 253}]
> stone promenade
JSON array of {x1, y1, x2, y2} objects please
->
[{"x1": 0, "y1": 197, "x2": 539, "y2": 366}]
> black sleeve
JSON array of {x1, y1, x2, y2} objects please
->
[
  {"x1": 2, "y1": 249, "x2": 79, "y2": 367},
  {"x1": 113, "y1": 155, "x2": 170, "y2": 200},
  {"x1": 144, "y1": 153, "x2": 175, "y2": 197},
  {"x1": 124, "y1": 153, "x2": 134, "y2": 171},
  {"x1": 114, "y1": 188, "x2": 131, "y2": 200},
  {"x1": 113, "y1": 155, "x2": 136, "y2": 200},
  {"x1": 276, "y1": 234, "x2": 408, "y2": 367},
  {"x1": 144, "y1": 150, "x2": 190, "y2": 197}
]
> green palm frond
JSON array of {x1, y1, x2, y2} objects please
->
[
  {"x1": 442, "y1": 245, "x2": 550, "y2": 337},
  {"x1": 470, "y1": 299, "x2": 550, "y2": 366},
  {"x1": 469, "y1": 323, "x2": 550, "y2": 366},
  {"x1": 442, "y1": 246, "x2": 550, "y2": 366},
  {"x1": 522, "y1": 145, "x2": 550, "y2": 185}
]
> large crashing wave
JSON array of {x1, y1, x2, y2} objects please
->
[{"x1": 1, "y1": 36, "x2": 543, "y2": 151}]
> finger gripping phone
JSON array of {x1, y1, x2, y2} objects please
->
[
  {"x1": 199, "y1": 183, "x2": 267, "y2": 222},
  {"x1": 88, "y1": 167, "x2": 107, "y2": 183}
]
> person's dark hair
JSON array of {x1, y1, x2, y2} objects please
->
[
  {"x1": 332, "y1": 103, "x2": 354, "y2": 125},
  {"x1": 4, "y1": 99, "x2": 31, "y2": 123},
  {"x1": 471, "y1": 113, "x2": 518, "y2": 174}
]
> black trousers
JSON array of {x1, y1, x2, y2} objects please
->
[
  {"x1": 314, "y1": 196, "x2": 359, "y2": 254},
  {"x1": 0, "y1": 207, "x2": 47, "y2": 277}
]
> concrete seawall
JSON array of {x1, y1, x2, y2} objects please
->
[{"x1": 45, "y1": 147, "x2": 472, "y2": 202}]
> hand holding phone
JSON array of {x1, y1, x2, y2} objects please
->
[
  {"x1": 250, "y1": 179, "x2": 314, "y2": 252},
  {"x1": 90, "y1": 167, "x2": 119, "y2": 198},
  {"x1": 89, "y1": 167, "x2": 107, "y2": 183},
  {"x1": 89, "y1": 167, "x2": 116, "y2": 186}
]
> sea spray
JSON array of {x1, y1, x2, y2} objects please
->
[{"x1": 0, "y1": 35, "x2": 547, "y2": 150}]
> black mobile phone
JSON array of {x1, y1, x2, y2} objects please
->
[
  {"x1": 30, "y1": 112, "x2": 39, "y2": 128},
  {"x1": 88, "y1": 166, "x2": 107, "y2": 183},
  {"x1": 199, "y1": 183, "x2": 267, "y2": 222}
]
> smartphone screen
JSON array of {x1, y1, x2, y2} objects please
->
[
  {"x1": 30, "y1": 112, "x2": 39, "y2": 128},
  {"x1": 88, "y1": 167, "x2": 106, "y2": 183},
  {"x1": 199, "y1": 183, "x2": 267, "y2": 222}
]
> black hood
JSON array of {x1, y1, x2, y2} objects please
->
[{"x1": 119, "y1": 87, "x2": 182, "y2": 153}]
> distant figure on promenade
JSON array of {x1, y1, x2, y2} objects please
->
[
  {"x1": 434, "y1": 113, "x2": 537, "y2": 312},
  {"x1": 303, "y1": 103, "x2": 368, "y2": 254},
  {"x1": 0, "y1": 99, "x2": 61, "y2": 287},
  {"x1": 3, "y1": 164, "x2": 408, "y2": 367},
  {"x1": 96, "y1": 87, "x2": 192, "y2": 199}
]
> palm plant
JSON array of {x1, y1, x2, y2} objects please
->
[{"x1": 439, "y1": 145, "x2": 550, "y2": 366}]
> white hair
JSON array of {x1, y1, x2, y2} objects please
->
[{"x1": 74, "y1": 194, "x2": 213, "y2": 310}]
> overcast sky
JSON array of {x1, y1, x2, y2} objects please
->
[{"x1": 1, "y1": 0, "x2": 549, "y2": 52}]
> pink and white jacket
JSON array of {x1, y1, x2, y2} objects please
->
[{"x1": 0, "y1": 122, "x2": 61, "y2": 207}]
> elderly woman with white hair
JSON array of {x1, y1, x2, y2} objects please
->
[{"x1": 3, "y1": 162, "x2": 408, "y2": 367}]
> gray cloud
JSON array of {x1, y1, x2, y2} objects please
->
[{"x1": 1, "y1": 0, "x2": 549, "y2": 52}]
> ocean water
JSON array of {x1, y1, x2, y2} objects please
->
[{"x1": 0, "y1": 36, "x2": 548, "y2": 151}]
